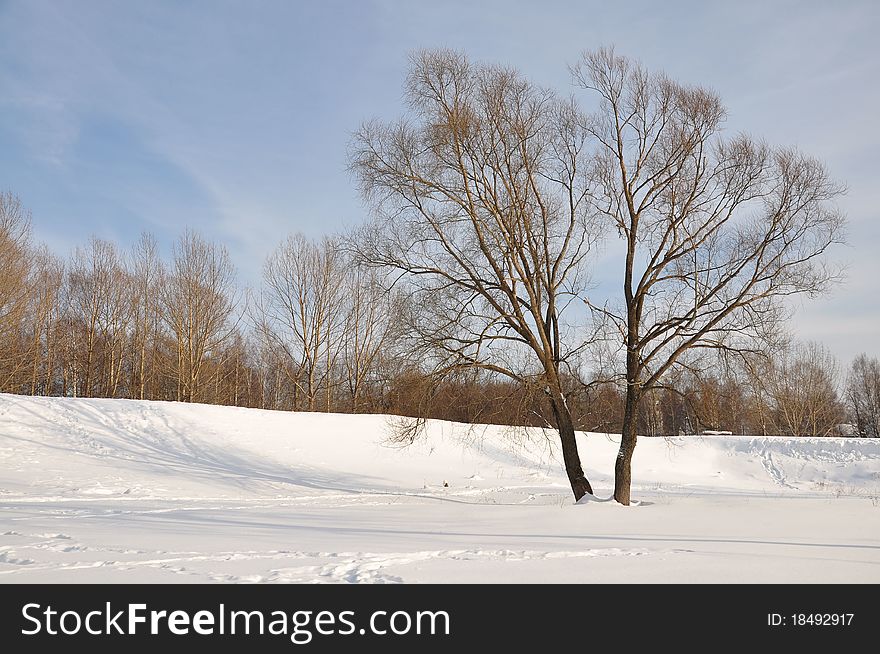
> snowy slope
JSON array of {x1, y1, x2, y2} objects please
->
[{"x1": 1, "y1": 393, "x2": 879, "y2": 583}]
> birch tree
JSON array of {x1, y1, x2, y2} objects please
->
[
  {"x1": 130, "y1": 233, "x2": 164, "y2": 400},
  {"x1": 27, "y1": 247, "x2": 64, "y2": 395},
  {"x1": 162, "y1": 231, "x2": 238, "y2": 403},
  {"x1": 257, "y1": 234, "x2": 345, "y2": 411},
  {"x1": 67, "y1": 238, "x2": 130, "y2": 397}
]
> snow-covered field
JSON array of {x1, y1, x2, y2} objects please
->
[{"x1": 1, "y1": 393, "x2": 878, "y2": 583}]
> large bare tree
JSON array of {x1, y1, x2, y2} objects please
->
[
  {"x1": 572, "y1": 49, "x2": 845, "y2": 503},
  {"x1": 350, "y1": 50, "x2": 599, "y2": 500}
]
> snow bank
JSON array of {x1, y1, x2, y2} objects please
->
[
  {"x1": 1, "y1": 393, "x2": 878, "y2": 502},
  {"x1": 1, "y1": 394, "x2": 878, "y2": 583}
]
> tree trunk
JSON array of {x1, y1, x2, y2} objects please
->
[
  {"x1": 614, "y1": 384, "x2": 641, "y2": 505},
  {"x1": 139, "y1": 336, "x2": 147, "y2": 400},
  {"x1": 83, "y1": 335, "x2": 93, "y2": 398},
  {"x1": 325, "y1": 345, "x2": 332, "y2": 412},
  {"x1": 30, "y1": 323, "x2": 40, "y2": 395},
  {"x1": 45, "y1": 321, "x2": 53, "y2": 395},
  {"x1": 550, "y1": 396, "x2": 593, "y2": 501}
]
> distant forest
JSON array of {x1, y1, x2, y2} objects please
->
[{"x1": 2, "y1": 190, "x2": 878, "y2": 438}]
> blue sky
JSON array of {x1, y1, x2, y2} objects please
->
[{"x1": 1, "y1": 0, "x2": 878, "y2": 362}]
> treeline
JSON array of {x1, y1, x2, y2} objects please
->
[{"x1": 1, "y1": 191, "x2": 877, "y2": 437}]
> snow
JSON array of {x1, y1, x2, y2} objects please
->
[{"x1": 1, "y1": 393, "x2": 878, "y2": 583}]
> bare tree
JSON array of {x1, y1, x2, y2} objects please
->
[
  {"x1": 26, "y1": 247, "x2": 64, "y2": 395},
  {"x1": 161, "y1": 231, "x2": 238, "y2": 403},
  {"x1": 67, "y1": 237, "x2": 131, "y2": 398},
  {"x1": 340, "y1": 266, "x2": 396, "y2": 412},
  {"x1": 130, "y1": 233, "x2": 164, "y2": 400},
  {"x1": 350, "y1": 49, "x2": 599, "y2": 500},
  {"x1": 763, "y1": 341, "x2": 844, "y2": 437},
  {"x1": 674, "y1": 363, "x2": 748, "y2": 435},
  {"x1": 0, "y1": 191, "x2": 34, "y2": 390},
  {"x1": 256, "y1": 234, "x2": 345, "y2": 412},
  {"x1": 573, "y1": 48, "x2": 845, "y2": 503},
  {"x1": 846, "y1": 354, "x2": 880, "y2": 437}
]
